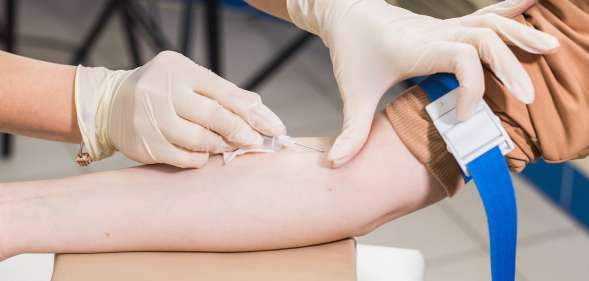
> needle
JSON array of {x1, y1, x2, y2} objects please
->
[{"x1": 293, "y1": 142, "x2": 325, "y2": 153}]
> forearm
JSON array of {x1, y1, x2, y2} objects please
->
[
  {"x1": 0, "y1": 113, "x2": 445, "y2": 259},
  {"x1": 0, "y1": 51, "x2": 79, "y2": 142},
  {"x1": 246, "y1": 0, "x2": 291, "y2": 22}
]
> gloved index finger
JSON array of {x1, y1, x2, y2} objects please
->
[
  {"x1": 447, "y1": 27, "x2": 534, "y2": 104},
  {"x1": 471, "y1": 0, "x2": 537, "y2": 18},
  {"x1": 457, "y1": 13, "x2": 559, "y2": 55},
  {"x1": 401, "y1": 41, "x2": 486, "y2": 121},
  {"x1": 188, "y1": 63, "x2": 287, "y2": 137},
  {"x1": 174, "y1": 88, "x2": 264, "y2": 147},
  {"x1": 426, "y1": 41, "x2": 486, "y2": 121}
]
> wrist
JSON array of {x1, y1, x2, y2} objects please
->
[
  {"x1": 287, "y1": 0, "x2": 411, "y2": 46},
  {"x1": 286, "y1": 0, "x2": 335, "y2": 39},
  {"x1": 75, "y1": 65, "x2": 131, "y2": 161}
]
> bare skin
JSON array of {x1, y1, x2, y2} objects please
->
[
  {"x1": 0, "y1": 1, "x2": 288, "y2": 140},
  {"x1": 0, "y1": 0, "x2": 553, "y2": 263},
  {"x1": 0, "y1": 51, "x2": 79, "y2": 143},
  {"x1": 0, "y1": 42, "x2": 444, "y2": 262},
  {"x1": 0, "y1": 1, "x2": 289, "y2": 143},
  {"x1": 0, "y1": 0, "x2": 468, "y2": 261},
  {"x1": 0, "y1": 112, "x2": 447, "y2": 260}
]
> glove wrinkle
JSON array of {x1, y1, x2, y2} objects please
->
[
  {"x1": 75, "y1": 51, "x2": 284, "y2": 168},
  {"x1": 287, "y1": 0, "x2": 559, "y2": 167}
]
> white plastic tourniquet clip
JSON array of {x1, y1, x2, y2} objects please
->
[
  {"x1": 420, "y1": 73, "x2": 518, "y2": 281},
  {"x1": 425, "y1": 89, "x2": 515, "y2": 177}
]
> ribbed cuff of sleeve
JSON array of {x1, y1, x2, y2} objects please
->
[{"x1": 385, "y1": 86, "x2": 464, "y2": 197}]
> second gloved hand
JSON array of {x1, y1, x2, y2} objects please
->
[
  {"x1": 287, "y1": 0, "x2": 559, "y2": 167},
  {"x1": 75, "y1": 51, "x2": 286, "y2": 168}
]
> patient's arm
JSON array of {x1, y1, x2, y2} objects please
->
[{"x1": 0, "y1": 112, "x2": 445, "y2": 260}]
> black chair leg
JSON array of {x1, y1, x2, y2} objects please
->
[
  {"x1": 180, "y1": 0, "x2": 195, "y2": 57},
  {"x1": 2, "y1": 0, "x2": 17, "y2": 158},
  {"x1": 2, "y1": 134, "x2": 11, "y2": 157},
  {"x1": 121, "y1": 2, "x2": 143, "y2": 66},
  {"x1": 5, "y1": 0, "x2": 15, "y2": 51},
  {"x1": 71, "y1": 0, "x2": 121, "y2": 65},
  {"x1": 124, "y1": 0, "x2": 172, "y2": 52},
  {"x1": 244, "y1": 32, "x2": 313, "y2": 91},
  {"x1": 205, "y1": 0, "x2": 221, "y2": 74}
]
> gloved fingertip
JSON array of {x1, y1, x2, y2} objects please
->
[
  {"x1": 247, "y1": 132, "x2": 264, "y2": 147},
  {"x1": 521, "y1": 94, "x2": 534, "y2": 104},
  {"x1": 456, "y1": 104, "x2": 476, "y2": 122},
  {"x1": 543, "y1": 35, "x2": 560, "y2": 53},
  {"x1": 511, "y1": 90, "x2": 534, "y2": 104},
  {"x1": 514, "y1": 79, "x2": 535, "y2": 104},
  {"x1": 474, "y1": 0, "x2": 536, "y2": 18},
  {"x1": 265, "y1": 122, "x2": 288, "y2": 137},
  {"x1": 277, "y1": 124, "x2": 288, "y2": 136},
  {"x1": 501, "y1": 71, "x2": 534, "y2": 105},
  {"x1": 329, "y1": 157, "x2": 352, "y2": 169},
  {"x1": 327, "y1": 138, "x2": 357, "y2": 168},
  {"x1": 171, "y1": 153, "x2": 209, "y2": 169},
  {"x1": 525, "y1": 30, "x2": 560, "y2": 54},
  {"x1": 456, "y1": 90, "x2": 481, "y2": 121},
  {"x1": 232, "y1": 128, "x2": 264, "y2": 147},
  {"x1": 250, "y1": 104, "x2": 287, "y2": 136}
]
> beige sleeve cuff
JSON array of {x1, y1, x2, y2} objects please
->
[{"x1": 385, "y1": 87, "x2": 464, "y2": 197}]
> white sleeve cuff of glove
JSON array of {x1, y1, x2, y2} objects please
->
[{"x1": 75, "y1": 65, "x2": 130, "y2": 161}]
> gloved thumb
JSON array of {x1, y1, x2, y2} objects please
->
[
  {"x1": 472, "y1": 0, "x2": 537, "y2": 18},
  {"x1": 328, "y1": 98, "x2": 379, "y2": 168}
]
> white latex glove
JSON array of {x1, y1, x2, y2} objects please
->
[
  {"x1": 75, "y1": 51, "x2": 286, "y2": 168},
  {"x1": 287, "y1": 0, "x2": 558, "y2": 167}
]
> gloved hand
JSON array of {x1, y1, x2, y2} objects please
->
[
  {"x1": 75, "y1": 51, "x2": 286, "y2": 168},
  {"x1": 287, "y1": 0, "x2": 559, "y2": 167}
]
